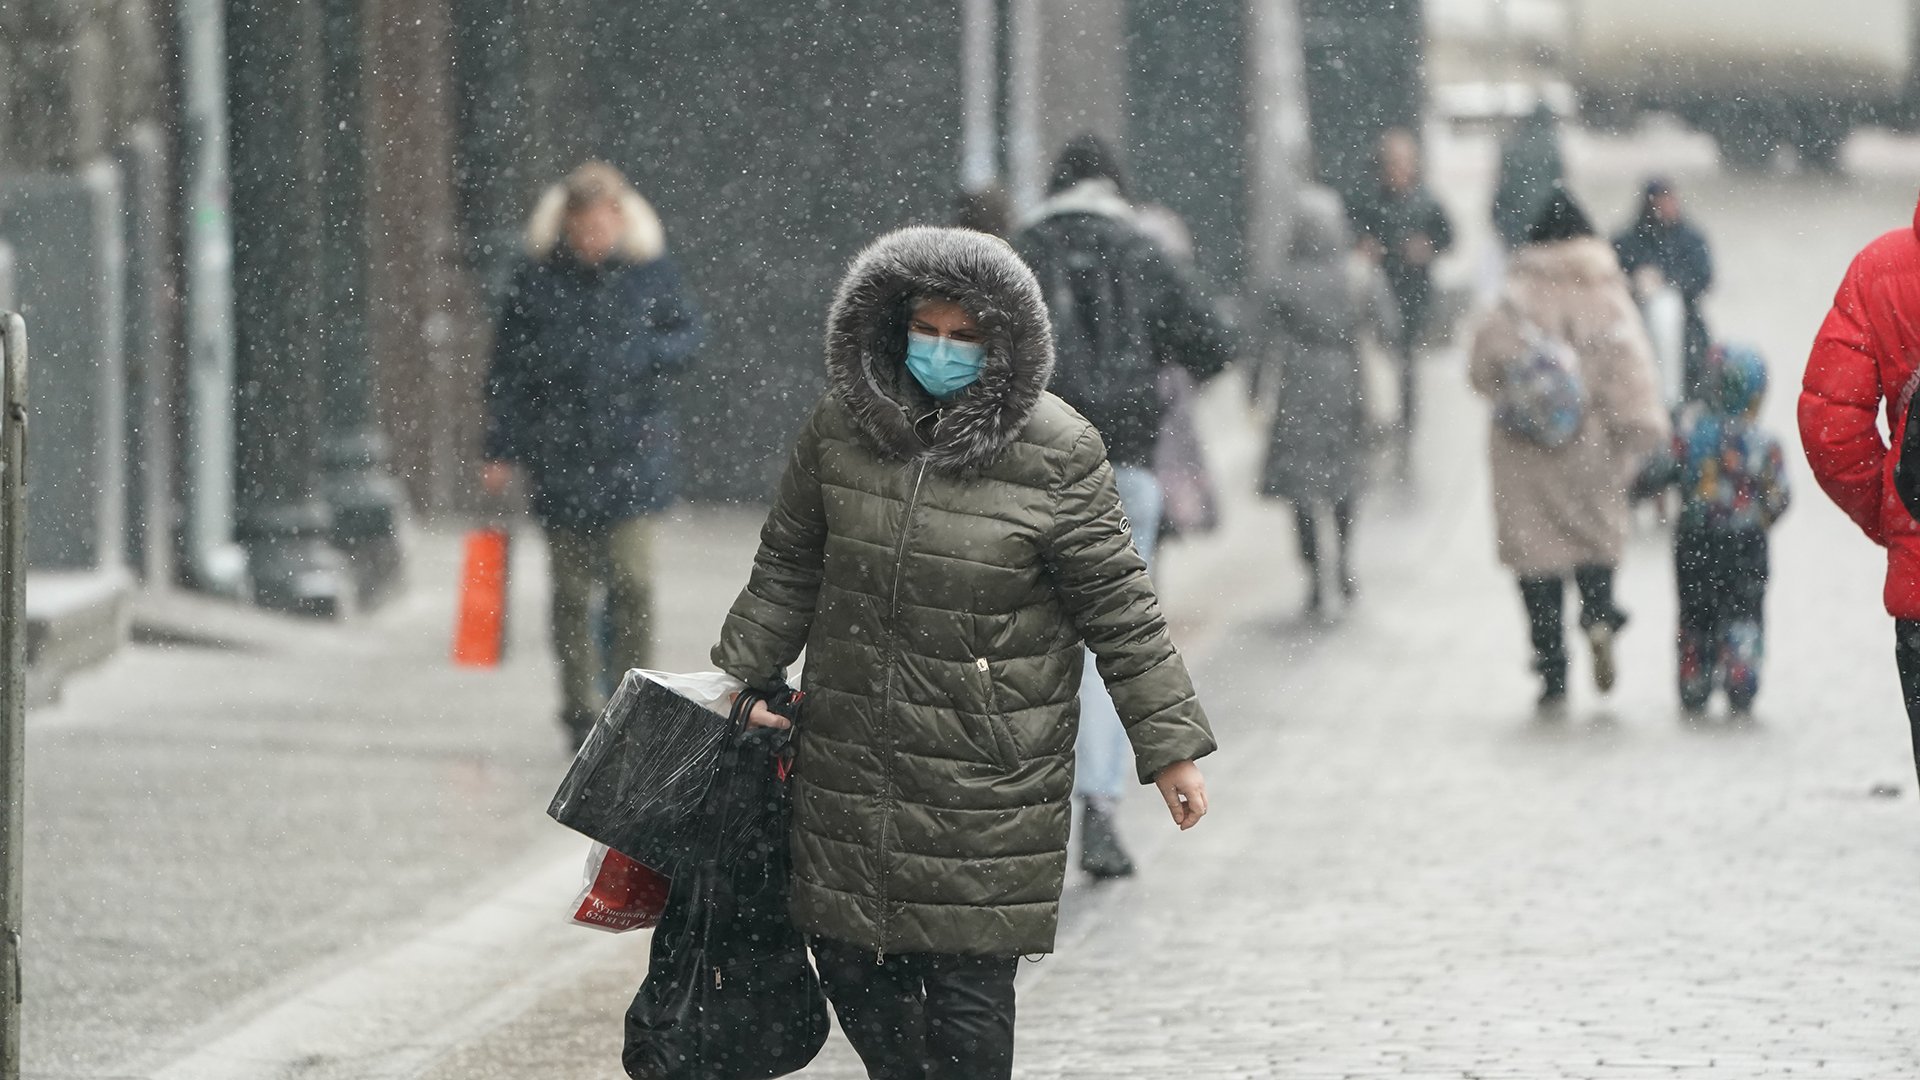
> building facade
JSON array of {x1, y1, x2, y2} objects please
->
[{"x1": 0, "y1": 0, "x2": 1326, "y2": 689}]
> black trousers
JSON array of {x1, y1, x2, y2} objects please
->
[
  {"x1": 1293, "y1": 497, "x2": 1355, "y2": 574},
  {"x1": 1517, "y1": 566, "x2": 1623, "y2": 696},
  {"x1": 1391, "y1": 285, "x2": 1431, "y2": 435},
  {"x1": 1675, "y1": 524, "x2": 1768, "y2": 711},
  {"x1": 1892, "y1": 621, "x2": 1920, "y2": 786},
  {"x1": 812, "y1": 938, "x2": 1018, "y2": 1080}
]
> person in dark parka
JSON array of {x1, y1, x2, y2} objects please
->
[
  {"x1": 1492, "y1": 101, "x2": 1567, "y2": 252},
  {"x1": 713, "y1": 227, "x2": 1215, "y2": 1079},
  {"x1": 1010, "y1": 132, "x2": 1233, "y2": 880},
  {"x1": 1614, "y1": 177, "x2": 1714, "y2": 397},
  {"x1": 1350, "y1": 127, "x2": 1454, "y2": 459},
  {"x1": 482, "y1": 161, "x2": 702, "y2": 746}
]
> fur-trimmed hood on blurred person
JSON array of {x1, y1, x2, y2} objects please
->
[{"x1": 522, "y1": 180, "x2": 667, "y2": 263}]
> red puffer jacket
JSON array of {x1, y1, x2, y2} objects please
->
[{"x1": 1800, "y1": 196, "x2": 1920, "y2": 618}]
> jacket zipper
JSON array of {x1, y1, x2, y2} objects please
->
[{"x1": 874, "y1": 457, "x2": 930, "y2": 963}]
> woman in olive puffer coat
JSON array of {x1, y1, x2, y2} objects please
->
[{"x1": 712, "y1": 226, "x2": 1214, "y2": 1078}]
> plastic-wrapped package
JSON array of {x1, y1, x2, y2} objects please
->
[
  {"x1": 570, "y1": 843, "x2": 672, "y2": 933},
  {"x1": 548, "y1": 670, "x2": 744, "y2": 877}
]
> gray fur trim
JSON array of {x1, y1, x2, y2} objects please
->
[{"x1": 825, "y1": 226, "x2": 1055, "y2": 475}]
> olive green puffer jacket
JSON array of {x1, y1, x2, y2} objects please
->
[{"x1": 713, "y1": 227, "x2": 1215, "y2": 958}]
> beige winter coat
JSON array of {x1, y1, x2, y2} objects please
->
[{"x1": 1469, "y1": 237, "x2": 1668, "y2": 577}]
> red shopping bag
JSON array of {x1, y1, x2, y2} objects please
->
[
  {"x1": 571, "y1": 843, "x2": 672, "y2": 933},
  {"x1": 452, "y1": 527, "x2": 510, "y2": 667}
]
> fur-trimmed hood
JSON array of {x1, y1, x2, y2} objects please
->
[
  {"x1": 826, "y1": 227, "x2": 1054, "y2": 475},
  {"x1": 524, "y1": 184, "x2": 667, "y2": 263},
  {"x1": 1510, "y1": 235, "x2": 1622, "y2": 288},
  {"x1": 1019, "y1": 178, "x2": 1134, "y2": 229}
]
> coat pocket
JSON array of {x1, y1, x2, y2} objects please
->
[{"x1": 973, "y1": 658, "x2": 1024, "y2": 771}]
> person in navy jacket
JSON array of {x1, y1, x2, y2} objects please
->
[{"x1": 483, "y1": 161, "x2": 703, "y2": 746}]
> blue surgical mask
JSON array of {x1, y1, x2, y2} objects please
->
[{"x1": 904, "y1": 332, "x2": 986, "y2": 399}]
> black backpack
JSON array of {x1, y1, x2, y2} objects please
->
[
  {"x1": 1025, "y1": 217, "x2": 1159, "y2": 438},
  {"x1": 621, "y1": 692, "x2": 828, "y2": 1080}
]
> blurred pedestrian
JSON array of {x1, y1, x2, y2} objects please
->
[
  {"x1": 1491, "y1": 101, "x2": 1566, "y2": 252},
  {"x1": 1012, "y1": 131, "x2": 1233, "y2": 878},
  {"x1": 1643, "y1": 346, "x2": 1790, "y2": 717},
  {"x1": 482, "y1": 161, "x2": 703, "y2": 748},
  {"x1": 1350, "y1": 127, "x2": 1454, "y2": 463},
  {"x1": 1614, "y1": 177, "x2": 1714, "y2": 397},
  {"x1": 1469, "y1": 190, "x2": 1668, "y2": 716},
  {"x1": 1802, "y1": 196, "x2": 1920, "y2": 786},
  {"x1": 713, "y1": 226, "x2": 1214, "y2": 1079},
  {"x1": 1257, "y1": 186, "x2": 1397, "y2": 614}
]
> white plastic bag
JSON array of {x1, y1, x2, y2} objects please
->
[
  {"x1": 569, "y1": 841, "x2": 671, "y2": 933},
  {"x1": 627, "y1": 669, "x2": 743, "y2": 718}
]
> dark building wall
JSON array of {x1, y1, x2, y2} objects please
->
[
  {"x1": 1124, "y1": 0, "x2": 1248, "y2": 289},
  {"x1": 1298, "y1": 0, "x2": 1425, "y2": 209},
  {"x1": 455, "y1": 3, "x2": 968, "y2": 503}
]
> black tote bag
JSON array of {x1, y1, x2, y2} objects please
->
[{"x1": 621, "y1": 693, "x2": 828, "y2": 1080}]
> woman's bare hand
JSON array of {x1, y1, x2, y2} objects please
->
[
  {"x1": 1153, "y1": 760, "x2": 1208, "y2": 830},
  {"x1": 731, "y1": 692, "x2": 791, "y2": 730}
]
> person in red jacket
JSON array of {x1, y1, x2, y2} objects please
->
[{"x1": 1799, "y1": 195, "x2": 1920, "y2": 785}]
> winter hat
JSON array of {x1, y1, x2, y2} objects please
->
[
  {"x1": 1708, "y1": 344, "x2": 1769, "y2": 417},
  {"x1": 1048, "y1": 132, "x2": 1131, "y2": 198},
  {"x1": 1525, "y1": 187, "x2": 1596, "y2": 244}
]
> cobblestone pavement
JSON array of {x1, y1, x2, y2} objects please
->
[
  {"x1": 31, "y1": 123, "x2": 1920, "y2": 1079},
  {"x1": 987, "y1": 127, "x2": 1920, "y2": 1078}
]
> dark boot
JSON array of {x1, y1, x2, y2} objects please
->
[
  {"x1": 1334, "y1": 498, "x2": 1357, "y2": 601},
  {"x1": 1574, "y1": 566, "x2": 1627, "y2": 694},
  {"x1": 1294, "y1": 502, "x2": 1324, "y2": 615},
  {"x1": 1519, "y1": 577, "x2": 1569, "y2": 714},
  {"x1": 1079, "y1": 801, "x2": 1135, "y2": 879}
]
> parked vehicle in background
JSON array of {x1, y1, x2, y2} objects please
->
[{"x1": 1564, "y1": 0, "x2": 1917, "y2": 170}]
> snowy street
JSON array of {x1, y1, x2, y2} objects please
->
[{"x1": 24, "y1": 122, "x2": 1920, "y2": 1078}]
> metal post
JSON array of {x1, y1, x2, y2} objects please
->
[
  {"x1": 317, "y1": 0, "x2": 406, "y2": 605},
  {"x1": 1005, "y1": 0, "x2": 1044, "y2": 211},
  {"x1": 0, "y1": 312, "x2": 29, "y2": 1079},
  {"x1": 961, "y1": 0, "x2": 1000, "y2": 191},
  {"x1": 174, "y1": 0, "x2": 248, "y2": 595}
]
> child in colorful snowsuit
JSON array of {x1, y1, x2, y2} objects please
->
[{"x1": 1648, "y1": 345, "x2": 1790, "y2": 715}]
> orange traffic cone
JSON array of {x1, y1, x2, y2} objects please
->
[{"x1": 453, "y1": 527, "x2": 511, "y2": 667}]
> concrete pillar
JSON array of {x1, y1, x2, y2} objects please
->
[
  {"x1": 114, "y1": 123, "x2": 175, "y2": 585},
  {"x1": 225, "y1": 0, "x2": 350, "y2": 616},
  {"x1": 173, "y1": 0, "x2": 247, "y2": 594},
  {"x1": 370, "y1": 0, "x2": 486, "y2": 517},
  {"x1": 316, "y1": 0, "x2": 406, "y2": 605},
  {"x1": 1245, "y1": 0, "x2": 1312, "y2": 285}
]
